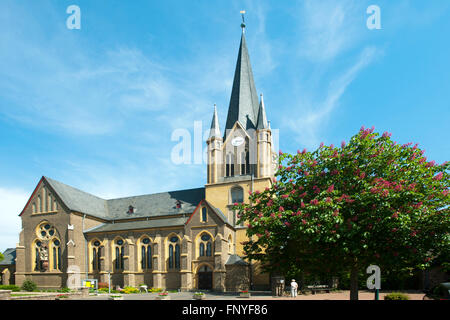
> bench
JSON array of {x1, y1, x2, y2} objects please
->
[{"x1": 307, "y1": 285, "x2": 331, "y2": 294}]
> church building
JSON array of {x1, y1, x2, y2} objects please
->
[{"x1": 14, "y1": 21, "x2": 277, "y2": 291}]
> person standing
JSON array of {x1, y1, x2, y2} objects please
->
[{"x1": 290, "y1": 279, "x2": 298, "y2": 298}]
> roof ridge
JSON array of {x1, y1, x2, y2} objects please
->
[{"x1": 106, "y1": 186, "x2": 205, "y2": 201}]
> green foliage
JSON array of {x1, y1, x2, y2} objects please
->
[
  {"x1": 0, "y1": 253, "x2": 4, "y2": 262},
  {"x1": 59, "y1": 287, "x2": 71, "y2": 293},
  {"x1": 236, "y1": 127, "x2": 449, "y2": 294},
  {"x1": 384, "y1": 292, "x2": 410, "y2": 300},
  {"x1": 0, "y1": 285, "x2": 20, "y2": 292},
  {"x1": 21, "y1": 279, "x2": 37, "y2": 292},
  {"x1": 149, "y1": 287, "x2": 163, "y2": 293},
  {"x1": 98, "y1": 287, "x2": 109, "y2": 293}
]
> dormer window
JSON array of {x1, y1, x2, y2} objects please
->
[
  {"x1": 127, "y1": 205, "x2": 134, "y2": 214},
  {"x1": 176, "y1": 200, "x2": 182, "y2": 209}
]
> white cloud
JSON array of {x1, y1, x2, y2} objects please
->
[
  {"x1": 299, "y1": 0, "x2": 363, "y2": 62},
  {"x1": 285, "y1": 46, "x2": 382, "y2": 149},
  {"x1": 0, "y1": 188, "x2": 28, "y2": 252}
]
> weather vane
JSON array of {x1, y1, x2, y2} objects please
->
[{"x1": 240, "y1": 10, "x2": 246, "y2": 30}]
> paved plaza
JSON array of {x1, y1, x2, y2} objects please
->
[{"x1": 73, "y1": 290, "x2": 426, "y2": 301}]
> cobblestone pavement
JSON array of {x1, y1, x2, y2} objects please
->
[{"x1": 75, "y1": 290, "x2": 426, "y2": 301}]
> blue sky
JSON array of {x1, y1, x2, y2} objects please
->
[{"x1": 1, "y1": 0, "x2": 449, "y2": 251}]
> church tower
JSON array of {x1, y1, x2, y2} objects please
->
[{"x1": 205, "y1": 18, "x2": 276, "y2": 258}]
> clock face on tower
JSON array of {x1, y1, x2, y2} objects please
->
[{"x1": 231, "y1": 136, "x2": 245, "y2": 147}]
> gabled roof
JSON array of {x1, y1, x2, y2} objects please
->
[
  {"x1": 106, "y1": 188, "x2": 205, "y2": 220},
  {"x1": 224, "y1": 31, "x2": 259, "y2": 139},
  {"x1": 23, "y1": 177, "x2": 205, "y2": 222},
  {"x1": 0, "y1": 248, "x2": 16, "y2": 266},
  {"x1": 45, "y1": 177, "x2": 109, "y2": 219}
]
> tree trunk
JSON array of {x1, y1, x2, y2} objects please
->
[{"x1": 350, "y1": 265, "x2": 359, "y2": 300}]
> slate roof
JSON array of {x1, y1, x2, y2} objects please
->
[
  {"x1": 84, "y1": 217, "x2": 189, "y2": 233},
  {"x1": 0, "y1": 248, "x2": 16, "y2": 266},
  {"x1": 225, "y1": 254, "x2": 249, "y2": 266},
  {"x1": 256, "y1": 94, "x2": 268, "y2": 130},
  {"x1": 45, "y1": 177, "x2": 109, "y2": 219},
  {"x1": 224, "y1": 31, "x2": 259, "y2": 139},
  {"x1": 208, "y1": 104, "x2": 221, "y2": 140},
  {"x1": 44, "y1": 177, "x2": 205, "y2": 222}
]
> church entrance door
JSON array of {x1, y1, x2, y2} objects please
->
[{"x1": 197, "y1": 265, "x2": 213, "y2": 290}]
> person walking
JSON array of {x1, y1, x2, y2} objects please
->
[{"x1": 290, "y1": 279, "x2": 298, "y2": 298}]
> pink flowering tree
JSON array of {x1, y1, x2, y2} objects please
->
[{"x1": 235, "y1": 126, "x2": 449, "y2": 300}]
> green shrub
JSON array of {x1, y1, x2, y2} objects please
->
[
  {"x1": 98, "y1": 288, "x2": 109, "y2": 293},
  {"x1": 384, "y1": 292, "x2": 410, "y2": 300},
  {"x1": 21, "y1": 279, "x2": 37, "y2": 292},
  {"x1": 149, "y1": 287, "x2": 163, "y2": 293},
  {"x1": 0, "y1": 285, "x2": 20, "y2": 292},
  {"x1": 59, "y1": 287, "x2": 71, "y2": 293}
]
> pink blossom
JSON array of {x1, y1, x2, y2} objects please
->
[
  {"x1": 434, "y1": 172, "x2": 443, "y2": 181},
  {"x1": 282, "y1": 194, "x2": 289, "y2": 199},
  {"x1": 325, "y1": 197, "x2": 332, "y2": 203},
  {"x1": 302, "y1": 148, "x2": 307, "y2": 154},
  {"x1": 332, "y1": 210, "x2": 339, "y2": 217},
  {"x1": 330, "y1": 144, "x2": 334, "y2": 149},
  {"x1": 234, "y1": 202, "x2": 239, "y2": 206},
  {"x1": 279, "y1": 206, "x2": 285, "y2": 212},
  {"x1": 304, "y1": 171, "x2": 309, "y2": 176},
  {"x1": 270, "y1": 213, "x2": 275, "y2": 218},
  {"x1": 320, "y1": 142, "x2": 324, "y2": 148},
  {"x1": 301, "y1": 202, "x2": 305, "y2": 208},
  {"x1": 302, "y1": 219, "x2": 307, "y2": 225},
  {"x1": 284, "y1": 221, "x2": 291, "y2": 227},
  {"x1": 279, "y1": 150, "x2": 283, "y2": 155},
  {"x1": 267, "y1": 199, "x2": 273, "y2": 207},
  {"x1": 443, "y1": 190, "x2": 449, "y2": 196},
  {"x1": 256, "y1": 233, "x2": 262, "y2": 238},
  {"x1": 392, "y1": 212, "x2": 398, "y2": 219},
  {"x1": 341, "y1": 141, "x2": 346, "y2": 148},
  {"x1": 392, "y1": 228, "x2": 398, "y2": 233}
]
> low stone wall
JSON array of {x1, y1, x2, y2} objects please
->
[{"x1": 0, "y1": 290, "x2": 12, "y2": 300}]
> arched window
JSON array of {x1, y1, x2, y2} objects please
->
[
  {"x1": 140, "y1": 237, "x2": 152, "y2": 270},
  {"x1": 168, "y1": 236, "x2": 180, "y2": 269},
  {"x1": 240, "y1": 152, "x2": 246, "y2": 175},
  {"x1": 198, "y1": 233, "x2": 213, "y2": 257},
  {"x1": 201, "y1": 207, "x2": 207, "y2": 222},
  {"x1": 92, "y1": 240, "x2": 101, "y2": 272},
  {"x1": 114, "y1": 239, "x2": 124, "y2": 271},
  {"x1": 37, "y1": 195, "x2": 42, "y2": 213},
  {"x1": 52, "y1": 239, "x2": 61, "y2": 271},
  {"x1": 42, "y1": 188, "x2": 47, "y2": 212},
  {"x1": 228, "y1": 235, "x2": 233, "y2": 254},
  {"x1": 226, "y1": 153, "x2": 234, "y2": 177},
  {"x1": 34, "y1": 240, "x2": 42, "y2": 271},
  {"x1": 231, "y1": 186, "x2": 244, "y2": 204}
]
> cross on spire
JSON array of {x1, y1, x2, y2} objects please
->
[{"x1": 240, "y1": 10, "x2": 246, "y2": 32}]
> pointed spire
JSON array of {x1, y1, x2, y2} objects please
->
[
  {"x1": 209, "y1": 104, "x2": 221, "y2": 140},
  {"x1": 256, "y1": 93, "x2": 269, "y2": 130},
  {"x1": 224, "y1": 21, "x2": 259, "y2": 139}
]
